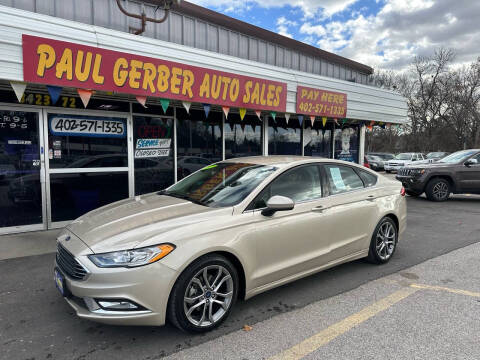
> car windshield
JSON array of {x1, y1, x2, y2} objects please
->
[
  {"x1": 161, "y1": 162, "x2": 277, "y2": 208},
  {"x1": 427, "y1": 152, "x2": 445, "y2": 159},
  {"x1": 368, "y1": 155, "x2": 382, "y2": 161},
  {"x1": 394, "y1": 153, "x2": 412, "y2": 160},
  {"x1": 438, "y1": 150, "x2": 478, "y2": 164}
]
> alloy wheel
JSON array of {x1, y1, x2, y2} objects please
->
[
  {"x1": 183, "y1": 265, "x2": 234, "y2": 327},
  {"x1": 375, "y1": 222, "x2": 396, "y2": 261},
  {"x1": 432, "y1": 181, "x2": 449, "y2": 200}
]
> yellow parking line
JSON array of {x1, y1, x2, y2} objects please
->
[
  {"x1": 410, "y1": 283, "x2": 480, "y2": 298},
  {"x1": 267, "y1": 287, "x2": 418, "y2": 360}
]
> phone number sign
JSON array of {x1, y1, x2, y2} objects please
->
[
  {"x1": 296, "y1": 86, "x2": 347, "y2": 118},
  {"x1": 49, "y1": 114, "x2": 126, "y2": 138}
]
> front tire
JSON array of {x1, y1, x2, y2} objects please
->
[
  {"x1": 167, "y1": 254, "x2": 238, "y2": 333},
  {"x1": 425, "y1": 178, "x2": 450, "y2": 201},
  {"x1": 367, "y1": 217, "x2": 398, "y2": 264},
  {"x1": 385, "y1": 170, "x2": 391, "y2": 173}
]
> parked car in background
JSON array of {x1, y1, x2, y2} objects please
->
[
  {"x1": 425, "y1": 152, "x2": 449, "y2": 163},
  {"x1": 54, "y1": 156, "x2": 406, "y2": 332},
  {"x1": 365, "y1": 155, "x2": 385, "y2": 171},
  {"x1": 384, "y1": 153, "x2": 425, "y2": 173},
  {"x1": 396, "y1": 149, "x2": 480, "y2": 201},
  {"x1": 367, "y1": 152, "x2": 395, "y2": 162}
]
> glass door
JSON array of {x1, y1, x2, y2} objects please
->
[{"x1": 0, "y1": 108, "x2": 45, "y2": 233}]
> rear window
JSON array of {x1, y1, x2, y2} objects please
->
[{"x1": 357, "y1": 170, "x2": 377, "y2": 187}]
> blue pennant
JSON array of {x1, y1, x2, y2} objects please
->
[
  {"x1": 203, "y1": 103, "x2": 211, "y2": 118},
  {"x1": 47, "y1": 85, "x2": 62, "y2": 105}
]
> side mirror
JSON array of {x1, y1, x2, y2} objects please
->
[
  {"x1": 465, "y1": 158, "x2": 478, "y2": 167},
  {"x1": 261, "y1": 195, "x2": 294, "y2": 216}
]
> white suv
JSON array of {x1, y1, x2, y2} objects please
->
[{"x1": 384, "y1": 153, "x2": 425, "y2": 173}]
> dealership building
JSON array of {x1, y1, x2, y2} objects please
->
[{"x1": 0, "y1": 0, "x2": 407, "y2": 234}]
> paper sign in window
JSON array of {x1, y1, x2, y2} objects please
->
[{"x1": 329, "y1": 167, "x2": 346, "y2": 190}]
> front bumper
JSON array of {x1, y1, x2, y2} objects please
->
[
  {"x1": 395, "y1": 174, "x2": 426, "y2": 192},
  {"x1": 55, "y1": 234, "x2": 178, "y2": 326}
]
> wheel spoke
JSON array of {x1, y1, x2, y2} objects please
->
[
  {"x1": 215, "y1": 290, "x2": 233, "y2": 298},
  {"x1": 192, "y1": 277, "x2": 205, "y2": 293},
  {"x1": 203, "y1": 267, "x2": 210, "y2": 288},
  {"x1": 213, "y1": 299, "x2": 228, "y2": 311},
  {"x1": 186, "y1": 299, "x2": 206, "y2": 317},
  {"x1": 208, "y1": 302, "x2": 214, "y2": 323},
  {"x1": 214, "y1": 275, "x2": 232, "y2": 292},
  {"x1": 184, "y1": 294, "x2": 203, "y2": 304},
  {"x1": 211, "y1": 267, "x2": 223, "y2": 288},
  {"x1": 198, "y1": 302, "x2": 206, "y2": 324}
]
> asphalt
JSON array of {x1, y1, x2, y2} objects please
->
[{"x1": 1, "y1": 194, "x2": 479, "y2": 360}]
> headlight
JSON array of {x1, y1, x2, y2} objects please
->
[
  {"x1": 410, "y1": 168, "x2": 426, "y2": 175},
  {"x1": 88, "y1": 244, "x2": 175, "y2": 268}
]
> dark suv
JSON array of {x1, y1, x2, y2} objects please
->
[{"x1": 396, "y1": 149, "x2": 480, "y2": 201}]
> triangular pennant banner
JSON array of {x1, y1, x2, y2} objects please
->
[
  {"x1": 47, "y1": 85, "x2": 62, "y2": 105},
  {"x1": 369, "y1": 121, "x2": 375, "y2": 126},
  {"x1": 310, "y1": 116, "x2": 315, "y2": 126},
  {"x1": 334, "y1": 118, "x2": 339, "y2": 125},
  {"x1": 222, "y1": 106, "x2": 230, "y2": 119},
  {"x1": 160, "y1": 98, "x2": 170, "y2": 113},
  {"x1": 182, "y1": 101, "x2": 191, "y2": 114},
  {"x1": 255, "y1": 110, "x2": 261, "y2": 120},
  {"x1": 386, "y1": 123, "x2": 391, "y2": 129},
  {"x1": 322, "y1": 117, "x2": 327, "y2": 127},
  {"x1": 203, "y1": 104, "x2": 211, "y2": 118},
  {"x1": 270, "y1": 112, "x2": 276, "y2": 122},
  {"x1": 10, "y1": 81, "x2": 27, "y2": 103},
  {"x1": 77, "y1": 89, "x2": 93, "y2": 108},
  {"x1": 136, "y1": 95, "x2": 147, "y2": 108},
  {"x1": 342, "y1": 118, "x2": 347, "y2": 125},
  {"x1": 285, "y1": 113, "x2": 291, "y2": 124},
  {"x1": 298, "y1": 115, "x2": 304, "y2": 126},
  {"x1": 239, "y1": 108, "x2": 247, "y2": 121}
]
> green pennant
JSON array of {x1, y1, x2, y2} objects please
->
[
  {"x1": 342, "y1": 118, "x2": 347, "y2": 125},
  {"x1": 160, "y1": 98, "x2": 170, "y2": 113},
  {"x1": 270, "y1": 111, "x2": 276, "y2": 122}
]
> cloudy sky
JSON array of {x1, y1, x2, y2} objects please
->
[{"x1": 190, "y1": 0, "x2": 479, "y2": 72}]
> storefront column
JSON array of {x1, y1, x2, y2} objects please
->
[
  {"x1": 127, "y1": 102, "x2": 135, "y2": 197},
  {"x1": 301, "y1": 118, "x2": 305, "y2": 156},
  {"x1": 359, "y1": 123, "x2": 366, "y2": 165},
  {"x1": 262, "y1": 115, "x2": 269, "y2": 155},
  {"x1": 221, "y1": 112, "x2": 226, "y2": 161},
  {"x1": 331, "y1": 121, "x2": 336, "y2": 158},
  {"x1": 173, "y1": 106, "x2": 178, "y2": 182}
]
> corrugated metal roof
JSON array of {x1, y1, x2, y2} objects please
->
[{"x1": 0, "y1": 5, "x2": 408, "y2": 123}]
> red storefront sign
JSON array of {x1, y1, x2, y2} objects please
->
[
  {"x1": 22, "y1": 35, "x2": 287, "y2": 112},
  {"x1": 296, "y1": 86, "x2": 347, "y2": 118}
]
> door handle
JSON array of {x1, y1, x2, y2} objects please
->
[
  {"x1": 312, "y1": 205, "x2": 329, "y2": 212},
  {"x1": 366, "y1": 195, "x2": 375, "y2": 201}
]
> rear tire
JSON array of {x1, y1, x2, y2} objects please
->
[
  {"x1": 167, "y1": 254, "x2": 238, "y2": 333},
  {"x1": 367, "y1": 217, "x2": 398, "y2": 264},
  {"x1": 425, "y1": 178, "x2": 450, "y2": 201},
  {"x1": 385, "y1": 170, "x2": 391, "y2": 174}
]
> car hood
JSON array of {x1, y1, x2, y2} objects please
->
[
  {"x1": 405, "y1": 162, "x2": 454, "y2": 169},
  {"x1": 67, "y1": 193, "x2": 226, "y2": 253}
]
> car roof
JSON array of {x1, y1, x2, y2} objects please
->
[{"x1": 219, "y1": 155, "x2": 363, "y2": 168}]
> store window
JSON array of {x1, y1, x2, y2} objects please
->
[
  {"x1": 50, "y1": 172, "x2": 129, "y2": 222},
  {"x1": 225, "y1": 114, "x2": 262, "y2": 159},
  {"x1": 47, "y1": 113, "x2": 128, "y2": 168},
  {"x1": 176, "y1": 108, "x2": 222, "y2": 179},
  {"x1": 334, "y1": 125, "x2": 359, "y2": 163},
  {"x1": 268, "y1": 117, "x2": 302, "y2": 155},
  {"x1": 304, "y1": 122, "x2": 333, "y2": 158},
  {"x1": 133, "y1": 116, "x2": 174, "y2": 195}
]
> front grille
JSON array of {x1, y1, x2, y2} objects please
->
[
  {"x1": 398, "y1": 168, "x2": 412, "y2": 176},
  {"x1": 56, "y1": 243, "x2": 88, "y2": 281}
]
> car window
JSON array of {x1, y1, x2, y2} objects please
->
[
  {"x1": 357, "y1": 169, "x2": 377, "y2": 187},
  {"x1": 324, "y1": 165, "x2": 364, "y2": 195},
  {"x1": 469, "y1": 153, "x2": 480, "y2": 163},
  {"x1": 251, "y1": 165, "x2": 322, "y2": 209}
]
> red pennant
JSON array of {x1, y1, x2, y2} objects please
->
[
  {"x1": 77, "y1": 89, "x2": 93, "y2": 108},
  {"x1": 136, "y1": 95, "x2": 147, "y2": 107}
]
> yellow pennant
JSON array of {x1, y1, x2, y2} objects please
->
[{"x1": 239, "y1": 108, "x2": 247, "y2": 120}]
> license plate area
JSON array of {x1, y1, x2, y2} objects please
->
[{"x1": 54, "y1": 267, "x2": 71, "y2": 298}]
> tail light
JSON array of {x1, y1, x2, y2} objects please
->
[
  {"x1": 364, "y1": 162, "x2": 370, "y2": 168},
  {"x1": 400, "y1": 187, "x2": 406, "y2": 196}
]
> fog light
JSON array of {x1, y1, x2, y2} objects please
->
[{"x1": 97, "y1": 300, "x2": 139, "y2": 310}]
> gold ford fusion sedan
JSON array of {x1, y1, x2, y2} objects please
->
[{"x1": 54, "y1": 156, "x2": 407, "y2": 332}]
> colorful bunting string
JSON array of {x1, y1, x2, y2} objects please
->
[
  {"x1": 222, "y1": 106, "x2": 230, "y2": 119},
  {"x1": 160, "y1": 98, "x2": 170, "y2": 113},
  {"x1": 10, "y1": 81, "x2": 27, "y2": 103},
  {"x1": 255, "y1": 110, "x2": 262, "y2": 120},
  {"x1": 270, "y1": 112, "x2": 276, "y2": 122},
  {"x1": 310, "y1": 116, "x2": 315, "y2": 127},
  {"x1": 47, "y1": 85, "x2": 62, "y2": 105},
  {"x1": 203, "y1": 104, "x2": 211, "y2": 118},
  {"x1": 239, "y1": 108, "x2": 247, "y2": 121},
  {"x1": 322, "y1": 116, "x2": 327, "y2": 127},
  {"x1": 298, "y1": 115, "x2": 304, "y2": 127},
  {"x1": 285, "y1": 113, "x2": 291, "y2": 124},
  {"x1": 136, "y1": 95, "x2": 147, "y2": 108},
  {"x1": 182, "y1": 101, "x2": 191, "y2": 114},
  {"x1": 77, "y1": 89, "x2": 93, "y2": 108}
]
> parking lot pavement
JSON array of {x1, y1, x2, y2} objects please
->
[
  {"x1": 1, "y1": 195, "x2": 479, "y2": 360},
  {"x1": 164, "y1": 242, "x2": 480, "y2": 360}
]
